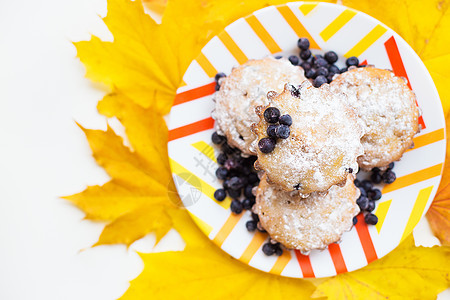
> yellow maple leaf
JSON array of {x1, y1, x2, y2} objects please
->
[
  {"x1": 312, "y1": 237, "x2": 450, "y2": 299},
  {"x1": 342, "y1": 0, "x2": 450, "y2": 115},
  {"x1": 119, "y1": 209, "x2": 450, "y2": 300},
  {"x1": 64, "y1": 99, "x2": 179, "y2": 246},
  {"x1": 120, "y1": 210, "x2": 318, "y2": 300},
  {"x1": 96, "y1": 202, "x2": 173, "y2": 246},
  {"x1": 75, "y1": 0, "x2": 178, "y2": 113}
]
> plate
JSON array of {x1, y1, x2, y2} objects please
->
[{"x1": 167, "y1": 1, "x2": 446, "y2": 278}]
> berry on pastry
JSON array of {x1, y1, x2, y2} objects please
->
[
  {"x1": 212, "y1": 57, "x2": 307, "y2": 155},
  {"x1": 252, "y1": 81, "x2": 364, "y2": 194}
]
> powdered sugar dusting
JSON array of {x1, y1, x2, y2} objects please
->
[
  {"x1": 212, "y1": 57, "x2": 307, "y2": 154},
  {"x1": 254, "y1": 81, "x2": 365, "y2": 193},
  {"x1": 330, "y1": 67, "x2": 419, "y2": 170},
  {"x1": 254, "y1": 174, "x2": 360, "y2": 253}
]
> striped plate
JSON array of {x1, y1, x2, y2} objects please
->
[{"x1": 167, "y1": 2, "x2": 446, "y2": 278}]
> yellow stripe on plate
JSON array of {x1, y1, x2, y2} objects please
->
[
  {"x1": 240, "y1": 231, "x2": 267, "y2": 264},
  {"x1": 405, "y1": 128, "x2": 445, "y2": 152},
  {"x1": 382, "y1": 163, "x2": 443, "y2": 194},
  {"x1": 179, "y1": 80, "x2": 187, "y2": 87},
  {"x1": 189, "y1": 212, "x2": 213, "y2": 236},
  {"x1": 299, "y1": 3, "x2": 318, "y2": 16},
  {"x1": 374, "y1": 199, "x2": 392, "y2": 234},
  {"x1": 320, "y1": 9, "x2": 357, "y2": 42},
  {"x1": 170, "y1": 158, "x2": 230, "y2": 209},
  {"x1": 400, "y1": 186, "x2": 434, "y2": 242},
  {"x1": 277, "y1": 5, "x2": 320, "y2": 49},
  {"x1": 245, "y1": 15, "x2": 282, "y2": 54},
  {"x1": 195, "y1": 52, "x2": 218, "y2": 78},
  {"x1": 191, "y1": 141, "x2": 217, "y2": 163},
  {"x1": 270, "y1": 251, "x2": 292, "y2": 275},
  {"x1": 213, "y1": 213, "x2": 243, "y2": 246},
  {"x1": 344, "y1": 24, "x2": 387, "y2": 58},
  {"x1": 218, "y1": 31, "x2": 248, "y2": 65}
]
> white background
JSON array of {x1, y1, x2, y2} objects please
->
[{"x1": 0, "y1": 0, "x2": 448, "y2": 299}]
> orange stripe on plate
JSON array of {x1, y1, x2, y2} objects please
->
[
  {"x1": 294, "y1": 250, "x2": 315, "y2": 278},
  {"x1": 320, "y1": 9, "x2": 356, "y2": 42},
  {"x1": 173, "y1": 82, "x2": 216, "y2": 106},
  {"x1": 328, "y1": 243, "x2": 348, "y2": 274},
  {"x1": 400, "y1": 186, "x2": 434, "y2": 242},
  {"x1": 218, "y1": 31, "x2": 248, "y2": 64},
  {"x1": 276, "y1": 5, "x2": 319, "y2": 49},
  {"x1": 384, "y1": 36, "x2": 411, "y2": 89},
  {"x1": 299, "y1": 3, "x2": 318, "y2": 16},
  {"x1": 382, "y1": 163, "x2": 443, "y2": 194},
  {"x1": 344, "y1": 24, "x2": 387, "y2": 58},
  {"x1": 168, "y1": 117, "x2": 214, "y2": 142},
  {"x1": 195, "y1": 52, "x2": 218, "y2": 78},
  {"x1": 245, "y1": 15, "x2": 282, "y2": 54},
  {"x1": 354, "y1": 214, "x2": 378, "y2": 264},
  {"x1": 384, "y1": 36, "x2": 426, "y2": 129},
  {"x1": 270, "y1": 251, "x2": 292, "y2": 275},
  {"x1": 213, "y1": 213, "x2": 243, "y2": 247},
  {"x1": 240, "y1": 231, "x2": 267, "y2": 264},
  {"x1": 406, "y1": 128, "x2": 444, "y2": 152}
]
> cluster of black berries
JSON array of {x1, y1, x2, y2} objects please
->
[
  {"x1": 247, "y1": 213, "x2": 283, "y2": 256},
  {"x1": 370, "y1": 163, "x2": 397, "y2": 184},
  {"x1": 211, "y1": 132, "x2": 260, "y2": 215},
  {"x1": 353, "y1": 163, "x2": 397, "y2": 225},
  {"x1": 214, "y1": 72, "x2": 227, "y2": 91},
  {"x1": 258, "y1": 107, "x2": 292, "y2": 154},
  {"x1": 262, "y1": 241, "x2": 283, "y2": 256},
  {"x1": 212, "y1": 132, "x2": 284, "y2": 256},
  {"x1": 279, "y1": 37, "x2": 365, "y2": 88}
]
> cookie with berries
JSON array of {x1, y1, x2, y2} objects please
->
[
  {"x1": 330, "y1": 67, "x2": 419, "y2": 170},
  {"x1": 252, "y1": 81, "x2": 364, "y2": 194},
  {"x1": 254, "y1": 174, "x2": 360, "y2": 253},
  {"x1": 212, "y1": 57, "x2": 307, "y2": 155}
]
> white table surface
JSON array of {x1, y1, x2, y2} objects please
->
[{"x1": 0, "y1": 0, "x2": 448, "y2": 299}]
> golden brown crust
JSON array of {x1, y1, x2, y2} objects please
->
[
  {"x1": 330, "y1": 67, "x2": 419, "y2": 170},
  {"x1": 254, "y1": 174, "x2": 360, "y2": 253}
]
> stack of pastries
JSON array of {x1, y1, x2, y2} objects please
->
[{"x1": 212, "y1": 55, "x2": 419, "y2": 254}]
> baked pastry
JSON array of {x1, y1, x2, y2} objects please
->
[
  {"x1": 252, "y1": 81, "x2": 364, "y2": 194},
  {"x1": 254, "y1": 174, "x2": 360, "y2": 253},
  {"x1": 330, "y1": 67, "x2": 419, "y2": 170},
  {"x1": 212, "y1": 57, "x2": 307, "y2": 155}
]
